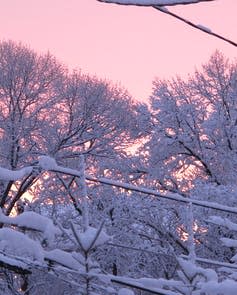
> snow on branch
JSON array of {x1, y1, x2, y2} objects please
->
[
  {"x1": 0, "y1": 227, "x2": 84, "y2": 272},
  {"x1": 0, "y1": 251, "x2": 31, "y2": 274},
  {"x1": 79, "y1": 225, "x2": 111, "y2": 252},
  {"x1": 110, "y1": 275, "x2": 178, "y2": 295},
  {"x1": 196, "y1": 24, "x2": 212, "y2": 33},
  {"x1": 97, "y1": 0, "x2": 216, "y2": 6},
  {"x1": 0, "y1": 209, "x2": 60, "y2": 243},
  {"x1": 118, "y1": 289, "x2": 135, "y2": 295},
  {"x1": 0, "y1": 166, "x2": 32, "y2": 181},
  {"x1": 111, "y1": 241, "x2": 237, "y2": 270},
  {"x1": 181, "y1": 254, "x2": 237, "y2": 270},
  {"x1": 0, "y1": 228, "x2": 44, "y2": 262},
  {"x1": 70, "y1": 221, "x2": 111, "y2": 252},
  {"x1": 208, "y1": 216, "x2": 237, "y2": 232},
  {"x1": 221, "y1": 238, "x2": 237, "y2": 248},
  {"x1": 44, "y1": 249, "x2": 83, "y2": 271},
  {"x1": 0, "y1": 249, "x2": 85, "y2": 289},
  {"x1": 201, "y1": 280, "x2": 237, "y2": 294}
]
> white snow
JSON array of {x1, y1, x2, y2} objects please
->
[
  {"x1": 97, "y1": 0, "x2": 215, "y2": 6},
  {"x1": 110, "y1": 261, "x2": 218, "y2": 295},
  {"x1": 39, "y1": 155, "x2": 58, "y2": 170},
  {"x1": 44, "y1": 249, "x2": 82, "y2": 270},
  {"x1": 181, "y1": 254, "x2": 237, "y2": 270},
  {"x1": 0, "y1": 228, "x2": 86, "y2": 271},
  {"x1": 158, "y1": 6, "x2": 169, "y2": 12},
  {"x1": 78, "y1": 226, "x2": 111, "y2": 251},
  {"x1": 178, "y1": 258, "x2": 218, "y2": 281},
  {"x1": 0, "y1": 228, "x2": 44, "y2": 262},
  {"x1": 230, "y1": 253, "x2": 237, "y2": 263},
  {"x1": 197, "y1": 24, "x2": 212, "y2": 33},
  {"x1": 0, "y1": 166, "x2": 32, "y2": 181},
  {"x1": 0, "y1": 226, "x2": 87, "y2": 271},
  {"x1": 118, "y1": 288, "x2": 135, "y2": 295},
  {"x1": 72, "y1": 252, "x2": 85, "y2": 265},
  {"x1": 0, "y1": 210, "x2": 60, "y2": 243},
  {"x1": 38, "y1": 156, "x2": 83, "y2": 178},
  {"x1": 0, "y1": 251, "x2": 29, "y2": 270},
  {"x1": 111, "y1": 276, "x2": 179, "y2": 295},
  {"x1": 221, "y1": 238, "x2": 237, "y2": 248},
  {"x1": 208, "y1": 216, "x2": 237, "y2": 231},
  {"x1": 201, "y1": 279, "x2": 237, "y2": 295}
]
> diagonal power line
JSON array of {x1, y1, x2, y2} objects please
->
[
  {"x1": 46, "y1": 162, "x2": 237, "y2": 214},
  {"x1": 85, "y1": 174, "x2": 237, "y2": 215},
  {"x1": 97, "y1": 0, "x2": 237, "y2": 48},
  {"x1": 154, "y1": 6, "x2": 237, "y2": 47}
]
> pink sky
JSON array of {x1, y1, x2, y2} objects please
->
[{"x1": 0, "y1": 0, "x2": 236, "y2": 101}]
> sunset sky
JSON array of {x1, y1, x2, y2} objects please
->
[{"x1": 0, "y1": 0, "x2": 236, "y2": 101}]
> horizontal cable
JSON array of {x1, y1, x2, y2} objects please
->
[{"x1": 85, "y1": 174, "x2": 237, "y2": 214}]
